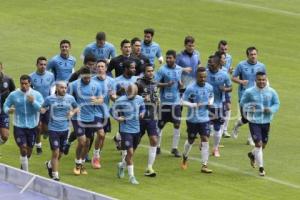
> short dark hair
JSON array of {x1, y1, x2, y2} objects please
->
[
  {"x1": 120, "y1": 39, "x2": 131, "y2": 48},
  {"x1": 96, "y1": 59, "x2": 107, "y2": 65},
  {"x1": 184, "y1": 36, "x2": 195, "y2": 45},
  {"x1": 123, "y1": 60, "x2": 135, "y2": 69},
  {"x1": 20, "y1": 74, "x2": 31, "y2": 83},
  {"x1": 218, "y1": 40, "x2": 228, "y2": 48},
  {"x1": 83, "y1": 54, "x2": 96, "y2": 65},
  {"x1": 256, "y1": 71, "x2": 266, "y2": 77},
  {"x1": 166, "y1": 50, "x2": 176, "y2": 58},
  {"x1": 197, "y1": 67, "x2": 206, "y2": 74},
  {"x1": 80, "y1": 66, "x2": 91, "y2": 75},
  {"x1": 144, "y1": 64, "x2": 153, "y2": 72},
  {"x1": 144, "y1": 28, "x2": 155, "y2": 36},
  {"x1": 96, "y1": 32, "x2": 106, "y2": 41},
  {"x1": 36, "y1": 56, "x2": 47, "y2": 64},
  {"x1": 60, "y1": 39, "x2": 71, "y2": 47},
  {"x1": 214, "y1": 51, "x2": 226, "y2": 59},
  {"x1": 131, "y1": 37, "x2": 141, "y2": 46},
  {"x1": 246, "y1": 46, "x2": 258, "y2": 56}
]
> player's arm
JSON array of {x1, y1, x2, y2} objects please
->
[
  {"x1": 232, "y1": 66, "x2": 248, "y2": 86},
  {"x1": 265, "y1": 90, "x2": 280, "y2": 113},
  {"x1": 139, "y1": 100, "x2": 146, "y2": 119},
  {"x1": 157, "y1": 46, "x2": 163, "y2": 64},
  {"x1": 40, "y1": 97, "x2": 50, "y2": 114},
  {"x1": 110, "y1": 101, "x2": 125, "y2": 122},
  {"x1": 29, "y1": 93, "x2": 44, "y2": 112},
  {"x1": 3, "y1": 93, "x2": 15, "y2": 114}
]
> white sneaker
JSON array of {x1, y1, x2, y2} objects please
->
[
  {"x1": 129, "y1": 176, "x2": 139, "y2": 185},
  {"x1": 223, "y1": 131, "x2": 231, "y2": 138},
  {"x1": 247, "y1": 137, "x2": 255, "y2": 146},
  {"x1": 231, "y1": 123, "x2": 239, "y2": 139}
]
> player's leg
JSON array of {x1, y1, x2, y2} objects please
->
[
  {"x1": 231, "y1": 105, "x2": 247, "y2": 138},
  {"x1": 181, "y1": 122, "x2": 196, "y2": 170},
  {"x1": 92, "y1": 118, "x2": 105, "y2": 169},
  {"x1": 200, "y1": 122, "x2": 212, "y2": 173},
  {"x1": 0, "y1": 114, "x2": 10, "y2": 145},
  {"x1": 171, "y1": 105, "x2": 181, "y2": 157},
  {"x1": 212, "y1": 109, "x2": 223, "y2": 157},
  {"x1": 144, "y1": 120, "x2": 158, "y2": 177},
  {"x1": 156, "y1": 104, "x2": 168, "y2": 154},
  {"x1": 127, "y1": 133, "x2": 140, "y2": 184},
  {"x1": 64, "y1": 130, "x2": 76, "y2": 155},
  {"x1": 222, "y1": 96, "x2": 231, "y2": 138},
  {"x1": 72, "y1": 121, "x2": 85, "y2": 175}
]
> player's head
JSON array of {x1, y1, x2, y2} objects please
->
[
  {"x1": 123, "y1": 60, "x2": 136, "y2": 76},
  {"x1": 83, "y1": 54, "x2": 97, "y2": 73},
  {"x1": 126, "y1": 84, "x2": 138, "y2": 100},
  {"x1": 246, "y1": 46, "x2": 258, "y2": 64},
  {"x1": 80, "y1": 66, "x2": 91, "y2": 84},
  {"x1": 218, "y1": 40, "x2": 228, "y2": 53},
  {"x1": 96, "y1": 32, "x2": 106, "y2": 47},
  {"x1": 120, "y1": 39, "x2": 131, "y2": 56},
  {"x1": 144, "y1": 65, "x2": 154, "y2": 79},
  {"x1": 184, "y1": 36, "x2": 195, "y2": 53},
  {"x1": 55, "y1": 81, "x2": 67, "y2": 96},
  {"x1": 166, "y1": 50, "x2": 176, "y2": 67},
  {"x1": 256, "y1": 71, "x2": 267, "y2": 89},
  {"x1": 96, "y1": 59, "x2": 107, "y2": 75},
  {"x1": 131, "y1": 37, "x2": 142, "y2": 55},
  {"x1": 36, "y1": 56, "x2": 47, "y2": 73},
  {"x1": 196, "y1": 67, "x2": 207, "y2": 85},
  {"x1": 20, "y1": 74, "x2": 31, "y2": 92},
  {"x1": 208, "y1": 55, "x2": 220, "y2": 72},
  {"x1": 144, "y1": 28, "x2": 155, "y2": 44},
  {"x1": 214, "y1": 51, "x2": 226, "y2": 67},
  {"x1": 60, "y1": 39, "x2": 71, "y2": 56}
]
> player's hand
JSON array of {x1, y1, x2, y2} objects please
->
[
  {"x1": 158, "y1": 58, "x2": 163, "y2": 64},
  {"x1": 196, "y1": 102, "x2": 203, "y2": 108},
  {"x1": 183, "y1": 67, "x2": 193, "y2": 73},
  {"x1": 67, "y1": 110, "x2": 75, "y2": 119},
  {"x1": 219, "y1": 86, "x2": 227, "y2": 92},
  {"x1": 40, "y1": 108, "x2": 47, "y2": 114},
  {"x1": 167, "y1": 80, "x2": 174, "y2": 87},
  {"x1": 91, "y1": 96, "x2": 104, "y2": 105},
  {"x1": 8, "y1": 106, "x2": 15, "y2": 114},
  {"x1": 117, "y1": 116, "x2": 125, "y2": 122},
  {"x1": 229, "y1": 67, "x2": 234, "y2": 74},
  {"x1": 240, "y1": 80, "x2": 248, "y2": 86},
  {"x1": 27, "y1": 95, "x2": 35, "y2": 103}
]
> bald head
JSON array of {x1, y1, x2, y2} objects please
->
[{"x1": 127, "y1": 84, "x2": 138, "y2": 99}]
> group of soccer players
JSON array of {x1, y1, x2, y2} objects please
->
[{"x1": 0, "y1": 28, "x2": 280, "y2": 185}]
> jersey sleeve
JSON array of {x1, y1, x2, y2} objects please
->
[
  {"x1": 3, "y1": 93, "x2": 14, "y2": 114},
  {"x1": 233, "y1": 63, "x2": 241, "y2": 77},
  {"x1": 110, "y1": 45, "x2": 116, "y2": 58},
  {"x1": 156, "y1": 45, "x2": 162, "y2": 58},
  {"x1": 270, "y1": 90, "x2": 280, "y2": 113},
  {"x1": 154, "y1": 68, "x2": 163, "y2": 82}
]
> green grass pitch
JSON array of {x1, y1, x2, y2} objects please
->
[{"x1": 0, "y1": 0, "x2": 300, "y2": 199}]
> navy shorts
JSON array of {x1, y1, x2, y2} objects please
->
[
  {"x1": 249, "y1": 123, "x2": 270, "y2": 144},
  {"x1": 48, "y1": 130, "x2": 68, "y2": 152},
  {"x1": 158, "y1": 104, "x2": 181, "y2": 129},
  {"x1": 72, "y1": 120, "x2": 95, "y2": 139},
  {"x1": 186, "y1": 121, "x2": 210, "y2": 140},
  {"x1": 209, "y1": 108, "x2": 225, "y2": 131},
  {"x1": 94, "y1": 117, "x2": 111, "y2": 133},
  {"x1": 40, "y1": 111, "x2": 50, "y2": 124},
  {"x1": 13, "y1": 126, "x2": 37, "y2": 148},
  {"x1": 140, "y1": 119, "x2": 158, "y2": 137},
  {"x1": 0, "y1": 113, "x2": 9, "y2": 129},
  {"x1": 120, "y1": 132, "x2": 141, "y2": 150}
]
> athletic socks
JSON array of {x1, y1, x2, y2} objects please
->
[
  {"x1": 148, "y1": 146, "x2": 157, "y2": 169},
  {"x1": 183, "y1": 140, "x2": 192, "y2": 157},
  {"x1": 254, "y1": 147, "x2": 263, "y2": 168},
  {"x1": 127, "y1": 165, "x2": 134, "y2": 177},
  {"x1": 157, "y1": 129, "x2": 162, "y2": 148},
  {"x1": 20, "y1": 156, "x2": 29, "y2": 171},
  {"x1": 201, "y1": 142, "x2": 209, "y2": 166},
  {"x1": 93, "y1": 148, "x2": 100, "y2": 158},
  {"x1": 213, "y1": 129, "x2": 222, "y2": 149},
  {"x1": 172, "y1": 128, "x2": 180, "y2": 149}
]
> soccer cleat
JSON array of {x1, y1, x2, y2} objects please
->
[
  {"x1": 92, "y1": 157, "x2": 101, "y2": 169},
  {"x1": 171, "y1": 148, "x2": 181, "y2": 158},
  {"x1": 247, "y1": 152, "x2": 256, "y2": 168},
  {"x1": 181, "y1": 155, "x2": 188, "y2": 170},
  {"x1": 129, "y1": 176, "x2": 139, "y2": 185},
  {"x1": 231, "y1": 125, "x2": 239, "y2": 139},
  {"x1": 117, "y1": 162, "x2": 125, "y2": 178},
  {"x1": 246, "y1": 137, "x2": 255, "y2": 146},
  {"x1": 156, "y1": 147, "x2": 161, "y2": 155},
  {"x1": 85, "y1": 154, "x2": 91, "y2": 163},
  {"x1": 80, "y1": 165, "x2": 88, "y2": 175},
  {"x1": 53, "y1": 177, "x2": 60, "y2": 181},
  {"x1": 212, "y1": 148, "x2": 220, "y2": 157},
  {"x1": 63, "y1": 144, "x2": 71, "y2": 155},
  {"x1": 201, "y1": 165, "x2": 213, "y2": 173},
  {"x1": 259, "y1": 167, "x2": 266, "y2": 176},
  {"x1": 45, "y1": 161, "x2": 53, "y2": 178},
  {"x1": 144, "y1": 167, "x2": 156, "y2": 177},
  {"x1": 113, "y1": 136, "x2": 121, "y2": 150},
  {"x1": 73, "y1": 164, "x2": 81, "y2": 176},
  {"x1": 223, "y1": 131, "x2": 231, "y2": 138},
  {"x1": 36, "y1": 147, "x2": 43, "y2": 155}
]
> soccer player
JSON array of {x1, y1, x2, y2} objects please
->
[
  {"x1": 0, "y1": 62, "x2": 15, "y2": 145},
  {"x1": 155, "y1": 50, "x2": 183, "y2": 157},
  {"x1": 30, "y1": 56, "x2": 55, "y2": 155},
  {"x1": 68, "y1": 55, "x2": 97, "y2": 82},
  {"x1": 217, "y1": 40, "x2": 233, "y2": 138},
  {"x1": 68, "y1": 67, "x2": 103, "y2": 175},
  {"x1": 136, "y1": 65, "x2": 159, "y2": 177},
  {"x1": 231, "y1": 47, "x2": 266, "y2": 146},
  {"x1": 141, "y1": 28, "x2": 163, "y2": 66},
  {"x1": 47, "y1": 40, "x2": 76, "y2": 82},
  {"x1": 131, "y1": 37, "x2": 150, "y2": 70},
  {"x1": 113, "y1": 60, "x2": 138, "y2": 150},
  {"x1": 108, "y1": 39, "x2": 143, "y2": 77},
  {"x1": 91, "y1": 60, "x2": 117, "y2": 169},
  {"x1": 181, "y1": 67, "x2": 214, "y2": 173},
  {"x1": 176, "y1": 36, "x2": 201, "y2": 94},
  {"x1": 43, "y1": 81, "x2": 79, "y2": 181},
  {"x1": 207, "y1": 55, "x2": 232, "y2": 157},
  {"x1": 82, "y1": 32, "x2": 116, "y2": 63},
  {"x1": 111, "y1": 84, "x2": 145, "y2": 185},
  {"x1": 3, "y1": 75, "x2": 43, "y2": 171},
  {"x1": 240, "y1": 72, "x2": 279, "y2": 176}
]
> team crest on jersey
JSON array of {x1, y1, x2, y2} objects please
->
[{"x1": 3, "y1": 82, "x2": 8, "y2": 88}]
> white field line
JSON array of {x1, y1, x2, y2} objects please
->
[
  {"x1": 212, "y1": 0, "x2": 300, "y2": 17},
  {"x1": 138, "y1": 143, "x2": 300, "y2": 189}
]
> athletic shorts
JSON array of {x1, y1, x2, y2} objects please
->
[
  {"x1": 120, "y1": 132, "x2": 141, "y2": 150},
  {"x1": 13, "y1": 126, "x2": 37, "y2": 148},
  {"x1": 48, "y1": 130, "x2": 68, "y2": 152},
  {"x1": 94, "y1": 117, "x2": 111, "y2": 133},
  {"x1": 0, "y1": 113, "x2": 9, "y2": 129},
  {"x1": 209, "y1": 108, "x2": 225, "y2": 131},
  {"x1": 249, "y1": 123, "x2": 270, "y2": 144},
  {"x1": 186, "y1": 121, "x2": 210, "y2": 140},
  {"x1": 158, "y1": 104, "x2": 181, "y2": 129},
  {"x1": 140, "y1": 119, "x2": 158, "y2": 137},
  {"x1": 71, "y1": 120, "x2": 95, "y2": 139}
]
